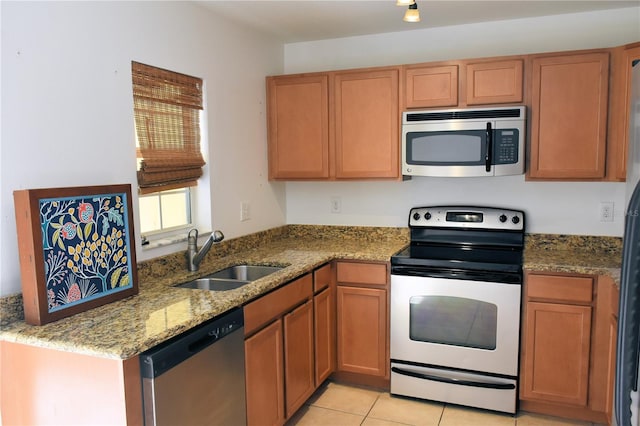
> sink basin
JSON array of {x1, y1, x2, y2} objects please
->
[
  {"x1": 176, "y1": 264, "x2": 284, "y2": 291},
  {"x1": 208, "y1": 265, "x2": 284, "y2": 281},
  {"x1": 178, "y1": 278, "x2": 250, "y2": 291}
]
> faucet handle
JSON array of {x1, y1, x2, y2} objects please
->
[{"x1": 187, "y1": 228, "x2": 199, "y2": 245}]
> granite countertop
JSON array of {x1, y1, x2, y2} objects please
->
[
  {"x1": 523, "y1": 234, "x2": 622, "y2": 284},
  {"x1": 0, "y1": 226, "x2": 622, "y2": 361},
  {"x1": 0, "y1": 226, "x2": 409, "y2": 360}
]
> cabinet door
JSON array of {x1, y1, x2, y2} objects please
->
[
  {"x1": 522, "y1": 301, "x2": 592, "y2": 406},
  {"x1": 609, "y1": 44, "x2": 640, "y2": 181},
  {"x1": 466, "y1": 59, "x2": 523, "y2": 105},
  {"x1": 283, "y1": 300, "x2": 315, "y2": 418},
  {"x1": 334, "y1": 68, "x2": 400, "y2": 179},
  {"x1": 245, "y1": 320, "x2": 285, "y2": 426},
  {"x1": 267, "y1": 74, "x2": 329, "y2": 179},
  {"x1": 529, "y1": 52, "x2": 609, "y2": 179},
  {"x1": 314, "y1": 286, "x2": 335, "y2": 385},
  {"x1": 336, "y1": 286, "x2": 387, "y2": 377},
  {"x1": 405, "y1": 65, "x2": 458, "y2": 108}
]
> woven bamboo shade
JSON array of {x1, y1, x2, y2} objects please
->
[{"x1": 132, "y1": 61, "x2": 205, "y2": 194}]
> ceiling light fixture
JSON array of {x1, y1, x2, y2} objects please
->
[
  {"x1": 396, "y1": 0, "x2": 415, "y2": 6},
  {"x1": 403, "y1": 2, "x2": 420, "y2": 22}
]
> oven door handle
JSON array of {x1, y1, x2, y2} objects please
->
[{"x1": 391, "y1": 366, "x2": 515, "y2": 390}]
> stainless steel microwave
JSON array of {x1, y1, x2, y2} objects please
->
[{"x1": 402, "y1": 106, "x2": 526, "y2": 177}]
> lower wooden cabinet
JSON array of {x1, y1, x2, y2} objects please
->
[
  {"x1": 245, "y1": 320, "x2": 286, "y2": 426},
  {"x1": 522, "y1": 301, "x2": 592, "y2": 405},
  {"x1": 520, "y1": 272, "x2": 618, "y2": 424},
  {"x1": 314, "y1": 285, "x2": 335, "y2": 384},
  {"x1": 284, "y1": 300, "x2": 315, "y2": 417},
  {"x1": 335, "y1": 261, "x2": 389, "y2": 383},
  {"x1": 244, "y1": 265, "x2": 335, "y2": 425}
]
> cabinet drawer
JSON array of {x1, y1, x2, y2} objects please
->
[
  {"x1": 336, "y1": 262, "x2": 388, "y2": 287},
  {"x1": 244, "y1": 274, "x2": 313, "y2": 336},
  {"x1": 527, "y1": 274, "x2": 593, "y2": 304},
  {"x1": 313, "y1": 263, "x2": 332, "y2": 293}
]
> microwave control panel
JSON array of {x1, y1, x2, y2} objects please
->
[{"x1": 494, "y1": 130, "x2": 519, "y2": 164}]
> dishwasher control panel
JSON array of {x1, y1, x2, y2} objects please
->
[{"x1": 140, "y1": 307, "x2": 244, "y2": 379}]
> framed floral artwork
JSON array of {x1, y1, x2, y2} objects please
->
[{"x1": 13, "y1": 184, "x2": 138, "y2": 325}]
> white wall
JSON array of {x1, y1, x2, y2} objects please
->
[
  {"x1": 0, "y1": 1, "x2": 285, "y2": 297},
  {"x1": 283, "y1": 7, "x2": 640, "y2": 236}
]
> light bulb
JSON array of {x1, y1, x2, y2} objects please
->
[{"x1": 403, "y1": 3, "x2": 420, "y2": 22}]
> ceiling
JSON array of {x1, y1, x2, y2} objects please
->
[{"x1": 197, "y1": 0, "x2": 639, "y2": 43}]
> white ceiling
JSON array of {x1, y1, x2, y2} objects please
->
[{"x1": 197, "y1": 0, "x2": 639, "y2": 43}]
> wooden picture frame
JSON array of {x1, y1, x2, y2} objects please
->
[{"x1": 13, "y1": 184, "x2": 138, "y2": 325}]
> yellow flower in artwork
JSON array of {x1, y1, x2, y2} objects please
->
[
  {"x1": 67, "y1": 259, "x2": 74, "y2": 268},
  {"x1": 68, "y1": 246, "x2": 75, "y2": 255}
]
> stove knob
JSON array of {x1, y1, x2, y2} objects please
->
[
  {"x1": 412, "y1": 212, "x2": 421, "y2": 221},
  {"x1": 499, "y1": 214, "x2": 507, "y2": 223},
  {"x1": 512, "y1": 216, "x2": 520, "y2": 224},
  {"x1": 424, "y1": 212, "x2": 432, "y2": 220}
]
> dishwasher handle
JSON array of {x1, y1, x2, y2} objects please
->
[
  {"x1": 140, "y1": 307, "x2": 244, "y2": 379},
  {"x1": 188, "y1": 330, "x2": 220, "y2": 353}
]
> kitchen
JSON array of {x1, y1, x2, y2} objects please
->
[{"x1": 1, "y1": 1, "x2": 639, "y2": 425}]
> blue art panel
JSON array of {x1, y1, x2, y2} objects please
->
[{"x1": 38, "y1": 192, "x2": 134, "y2": 313}]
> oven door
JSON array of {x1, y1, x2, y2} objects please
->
[{"x1": 390, "y1": 274, "x2": 521, "y2": 377}]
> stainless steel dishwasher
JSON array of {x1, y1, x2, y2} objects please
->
[{"x1": 140, "y1": 307, "x2": 246, "y2": 426}]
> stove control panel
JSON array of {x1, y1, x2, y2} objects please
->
[{"x1": 409, "y1": 206, "x2": 524, "y2": 231}]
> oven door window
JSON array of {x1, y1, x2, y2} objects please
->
[
  {"x1": 406, "y1": 131, "x2": 486, "y2": 165},
  {"x1": 409, "y1": 296, "x2": 497, "y2": 350}
]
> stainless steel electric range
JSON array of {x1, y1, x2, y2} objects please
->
[{"x1": 390, "y1": 205, "x2": 525, "y2": 414}]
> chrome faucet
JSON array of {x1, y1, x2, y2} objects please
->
[{"x1": 187, "y1": 229, "x2": 224, "y2": 272}]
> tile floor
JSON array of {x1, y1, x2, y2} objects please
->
[{"x1": 287, "y1": 382, "x2": 603, "y2": 426}]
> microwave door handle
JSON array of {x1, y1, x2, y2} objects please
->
[{"x1": 485, "y1": 122, "x2": 492, "y2": 173}]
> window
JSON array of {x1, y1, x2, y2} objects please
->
[
  {"x1": 131, "y1": 62, "x2": 205, "y2": 241},
  {"x1": 138, "y1": 188, "x2": 192, "y2": 235}
]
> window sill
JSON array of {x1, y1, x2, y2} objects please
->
[
  {"x1": 142, "y1": 234, "x2": 188, "y2": 251},
  {"x1": 141, "y1": 230, "x2": 213, "y2": 251}
]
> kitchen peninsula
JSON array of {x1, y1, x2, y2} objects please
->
[{"x1": 0, "y1": 225, "x2": 622, "y2": 425}]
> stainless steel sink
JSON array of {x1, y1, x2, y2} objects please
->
[
  {"x1": 178, "y1": 278, "x2": 250, "y2": 291},
  {"x1": 209, "y1": 265, "x2": 283, "y2": 281},
  {"x1": 176, "y1": 264, "x2": 284, "y2": 291}
]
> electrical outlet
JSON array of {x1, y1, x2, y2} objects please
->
[
  {"x1": 330, "y1": 196, "x2": 341, "y2": 214},
  {"x1": 241, "y1": 201, "x2": 251, "y2": 221},
  {"x1": 600, "y1": 202, "x2": 614, "y2": 222}
]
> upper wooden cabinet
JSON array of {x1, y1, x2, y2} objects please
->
[
  {"x1": 608, "y1": 42, "x2": 640, "y2": 181},
  {"x1": 466, "y1": 59, "x2": 524, "y2": 105},
  {"x1": 528, "y1": 52, "x2": 610, "y2": 180},
  {"x1": 267, "y1": 74, "x2": 329, "y2": 179},
  {"x1": 334, "y1": 68, "x2": 400, "y2": 179},
  {"x1": 404, "y1": 58, "x2": 524, "y2": 109},
  {"x1": 267, "y1": 68, "x2": 401, "y2": 181},
  {"x1": 404, "y1": 64, "x2": 459, "y2": 108}
]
